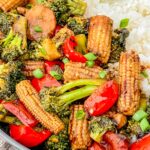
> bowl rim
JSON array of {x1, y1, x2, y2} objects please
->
[{"x1": 0, "y1": 129, "x2": 30, "y2": 150}]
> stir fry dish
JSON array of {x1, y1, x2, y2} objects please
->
[{"x1": 0, "y1": 0, "x2": 150, "y2": 150}]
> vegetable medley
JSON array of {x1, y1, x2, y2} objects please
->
[{"x1": 0, "y1": 0, "x2": 149, "y2": 150}]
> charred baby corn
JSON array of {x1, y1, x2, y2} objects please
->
[
  {"x1": 64, "y1": 62, "x2": 102, "y2": 82},
  {"x1": 0, "y1": 0, "x2": 28, "y2": 12},
  {"x1": 117, "y1": 51, "x2": 140, "y2": 115},
  {"x1": 87, "y1": 15, "x2": 113, "y2": 63},
  {"x1": 69, "y1": 105, "x2": 91, "y2": 150},
  {"x1": 16, "y1": 80, "x2": 64, "y2": 134},
  {"x1": 23, "y1": 61, "x2": 45, "y2": 77}
]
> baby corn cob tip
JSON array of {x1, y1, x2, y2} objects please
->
[
  {"x1": 117, "y1": 51, "x2": 140, "y2": 115},
  {"x1": 87, "y1": 15, "x2": 113, "y2": 63},
  {"x1": 0, "y1": 0, "x2": 28, "y2": 12},
  {"x1": 16, "y1": 80, "x2": 65, "y2": 134}
]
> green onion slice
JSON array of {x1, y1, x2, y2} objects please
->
[
  {"x1": 34, "y1": 26, "x2": 42, "y2": 32},
  {"x1": 86, "y1": 61, "x2": 95, "y2": 68},
  {"x1": 99, "y1": 70, "x2": 107, "y2": 79},
  {"x1": 62, "y1": 58, "x2": 69, "y2": 64},
  {"x1": 84, "y1": 53, "x2": 97, "y2": 61},
  {"x1": 33, "y1": 68, "x2": 44, "y2": 79},
  {"x1": 132, "y1": 110, "x2": 148, "y2": 121},
  {"x1": 50, "y1": 71, "x2": 62, "y2": 80},
  {"x1": 140, "y1": 118, "x2": 150, "y2": 132},
  {"x1": 120, "y1": 18, "x2": 129, "y2": 28},
  {"x1": 76, "y1": 110, "x2": 85, "y2": 120}
]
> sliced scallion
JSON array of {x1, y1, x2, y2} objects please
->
[
  {"x1": 84, "y1": 53, "x2": 97, "y2": 61},
  {"x1": 132, "y1": 110, "x2": 148, "y2": 121},
  {"x1": 33, "y1": 68, "x2": 44, "y2": 79}
]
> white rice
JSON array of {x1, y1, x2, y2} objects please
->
[{"x1": 85, "y1": 0, "x2": 150, "y2": 97}]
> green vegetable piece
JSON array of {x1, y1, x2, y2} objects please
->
[
  {"x1": 75, "y1": 34, "x2": 87, "y2": 54},
  {"x1": 140, "y1": 70, "x2": 148, "y2": 78},
  {"x1": 33, "y1": 68, "x2": 44, "y2": 79},
  {"x1": 62, "y1": 58, "x2": 69, "y2": 64},
  {"x1": 26, "y1": 3, "x2": 33, "y2": 9},
  {"x1": 139, "y1": 98, "x2": 147, "y2": 111},
  {"x1": 84, "y1": 53, "x2": 97, "y2": 61},
  {"x1": 39, "y1": 48, "x2": 47, "y2": 56},
  {"x1": 133, "y1": 110, "x2": 148, "y2": 121},
  {"x1": 140, "y1": 118, "x2": 150, "y2": 132},
  {"x1": 50, "y1": 71, "x2": 62, "y2": 80},
  {"x1": 86, "y1": 61, "x2": 95, "y2": 68},
  {"x1": 120, "y1": 18, "x2": 129, "y2": 28},
  {"x1": 99, "y1": 71, "x2": 107, "y2": 79},
  {"x1": 34, "y1": 26, "x2": 42, "y2": 32},
  {"x1": 76, "y1": 110, "x2": 85, "y2": 120}
]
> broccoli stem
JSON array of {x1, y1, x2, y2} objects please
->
[
  {"x1": 58, "y1": 79, "x2": 106, "y2": 95},
  {"x1": 58, "y1": 85, "x2": 97, "y2": 106}
]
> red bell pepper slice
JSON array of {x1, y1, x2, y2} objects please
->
[
  {"x1": 63, "y1": 36, "x2": 87, "y2": 63},
  {"x1": 84, "y1": 80, "x2": 119, "y2": 116},
  {"x1": 130, "y1": 133, "x2": 150, "y2": 150},
  {"x1": 3, "y1": 100, "x2": 38, "y2": 127},
  {"x1": 88, "y1": 142, "x2": 106, "y2": 150},
  {"x1": 54, "y1": 25, "x2": 62, "y2": 35},
  {"x1": 44, "y1": 60, "x2": 64, "y2": 74},
  {"x1": 31, "y1": 74, "x2": 61, "y2": 92},
  {"x1": 10, "y1": 125, "x2": 51, "y2": 148},
  {"x1": 103, "y1": 132, "x2": 129, "y2": 150}
]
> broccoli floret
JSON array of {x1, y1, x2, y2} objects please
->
[
  {"x1": 67, "y1": 17, "x2": 89, "y2": 35},
  {"x1": 108, "y1": 28, "x2": 129, "y2": 63},
  {"x1": 45, "y1": 118, "x2": 70, "y2": 150},
  {"x1": 0, "y1": 12, "x2": 15, "y2": 35},
  {"x1": 0, "y1": 16, "x2": 27, "y2": 61},
  {"x1": 48, "y1": 0, "x2": 87, "y2": 26},
  {"x1": 89, "y1": 116, "x2": 116, "y2": 143},
  {"x1": 0, "y1": 61, "x2": 26, "y2": 100},
  {"x1": 20, "y1": 38, "x2": 61, "y2": 61},
  {"x1": 126, "y1": 120, "x2": 143, "y2": 137},
  {"x1": 40, "y1": 79, "x2": 104, "y2": 118}
]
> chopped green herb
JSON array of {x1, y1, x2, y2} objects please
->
[
  {"x1": 133, "y1": 110, "x2": 148, "y2": 122},
  {"x1": 33, "y1": 68, "x2": 44, "y2": 79},
  {"x1": 120, "y1": 18, "x2": 129, "y2": 28},
  {"x1": 84, "y1": 53, "x2": 97, "y2": 61},
  {"x1": 99, "y1": 70, "x2": 107, "y2": 79},
  {"x1": 50, "y1": 71, "x2": 62, "y2": 80},
  {"x1": 86, "y1": 61, "x2": 95, "y2": 68},
  {"x1": 39, "y1": 48, "x2": 47, "y2": 56},
  {"x1": 62, "y1": 58, "x2": 69, "y2": 64},
  {"x1": 140, "y1": 70, "x2": 148, "y2": 78},
  {"x1": 76, "y1": 110, "x2": 85, "y2": 120},
  {"x1": 140, "y1": 118, "x2": 150, "y2": 132},
  {"x1": 34, "y1": 26, "x2": 42, "y2": 32}
]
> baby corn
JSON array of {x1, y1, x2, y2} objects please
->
[
  {"x1": 23, "y1": 61, "x2": 45, "y2": 77},
  {"x1": 69, "y1": 105, "x2": 92, "y2": 149},
  {"x1": 117, "y1": 51, "x2": 140, "y2": 115},
  {"x1": 0, "y1": 0, "x2": 28, "y2": 12},
  {"x1": 16, "y1": 80, "x2": 64, "y2": 134},
  {"x1": 87, "y1": 15, "x2": 113, "y2": 63},
  {"x1": 64, "y1": 62, "x2": 102, "y2": 82}
]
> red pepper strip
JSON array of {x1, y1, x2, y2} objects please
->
[
  {"x1": 84, "y1": 80, "x2": 119, "y2": 116},
  {"x1": 88, "y1": 142, "x2": 106, "y2": 150},
  {"x1": 0, "y1": 100, "x2": 3, "y2": 103},
  {"x1": 63, "y1": 36, "x2": 87, "y2": 63},
  {"x1": 3, "y1": 100, "x2": 38, "y2": 127},
  {"x1": 31, "y1": 74, "x2": 61, "y2": 92},
  {"x1": 54, "y1": 25, "x2": 62, "y2": 35},
  {"x1": 44, "y1": 60, "x2": 64, "y2": 74},
  {"x1": 103, "y1": 132, "x2": 129, "y2": 150},
  {"x1": 10, "y1": 125, "x2": 51, "y2": 148},
  {"x1": 130, "y1": 133, "x2": 150, "y2": 150}
]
